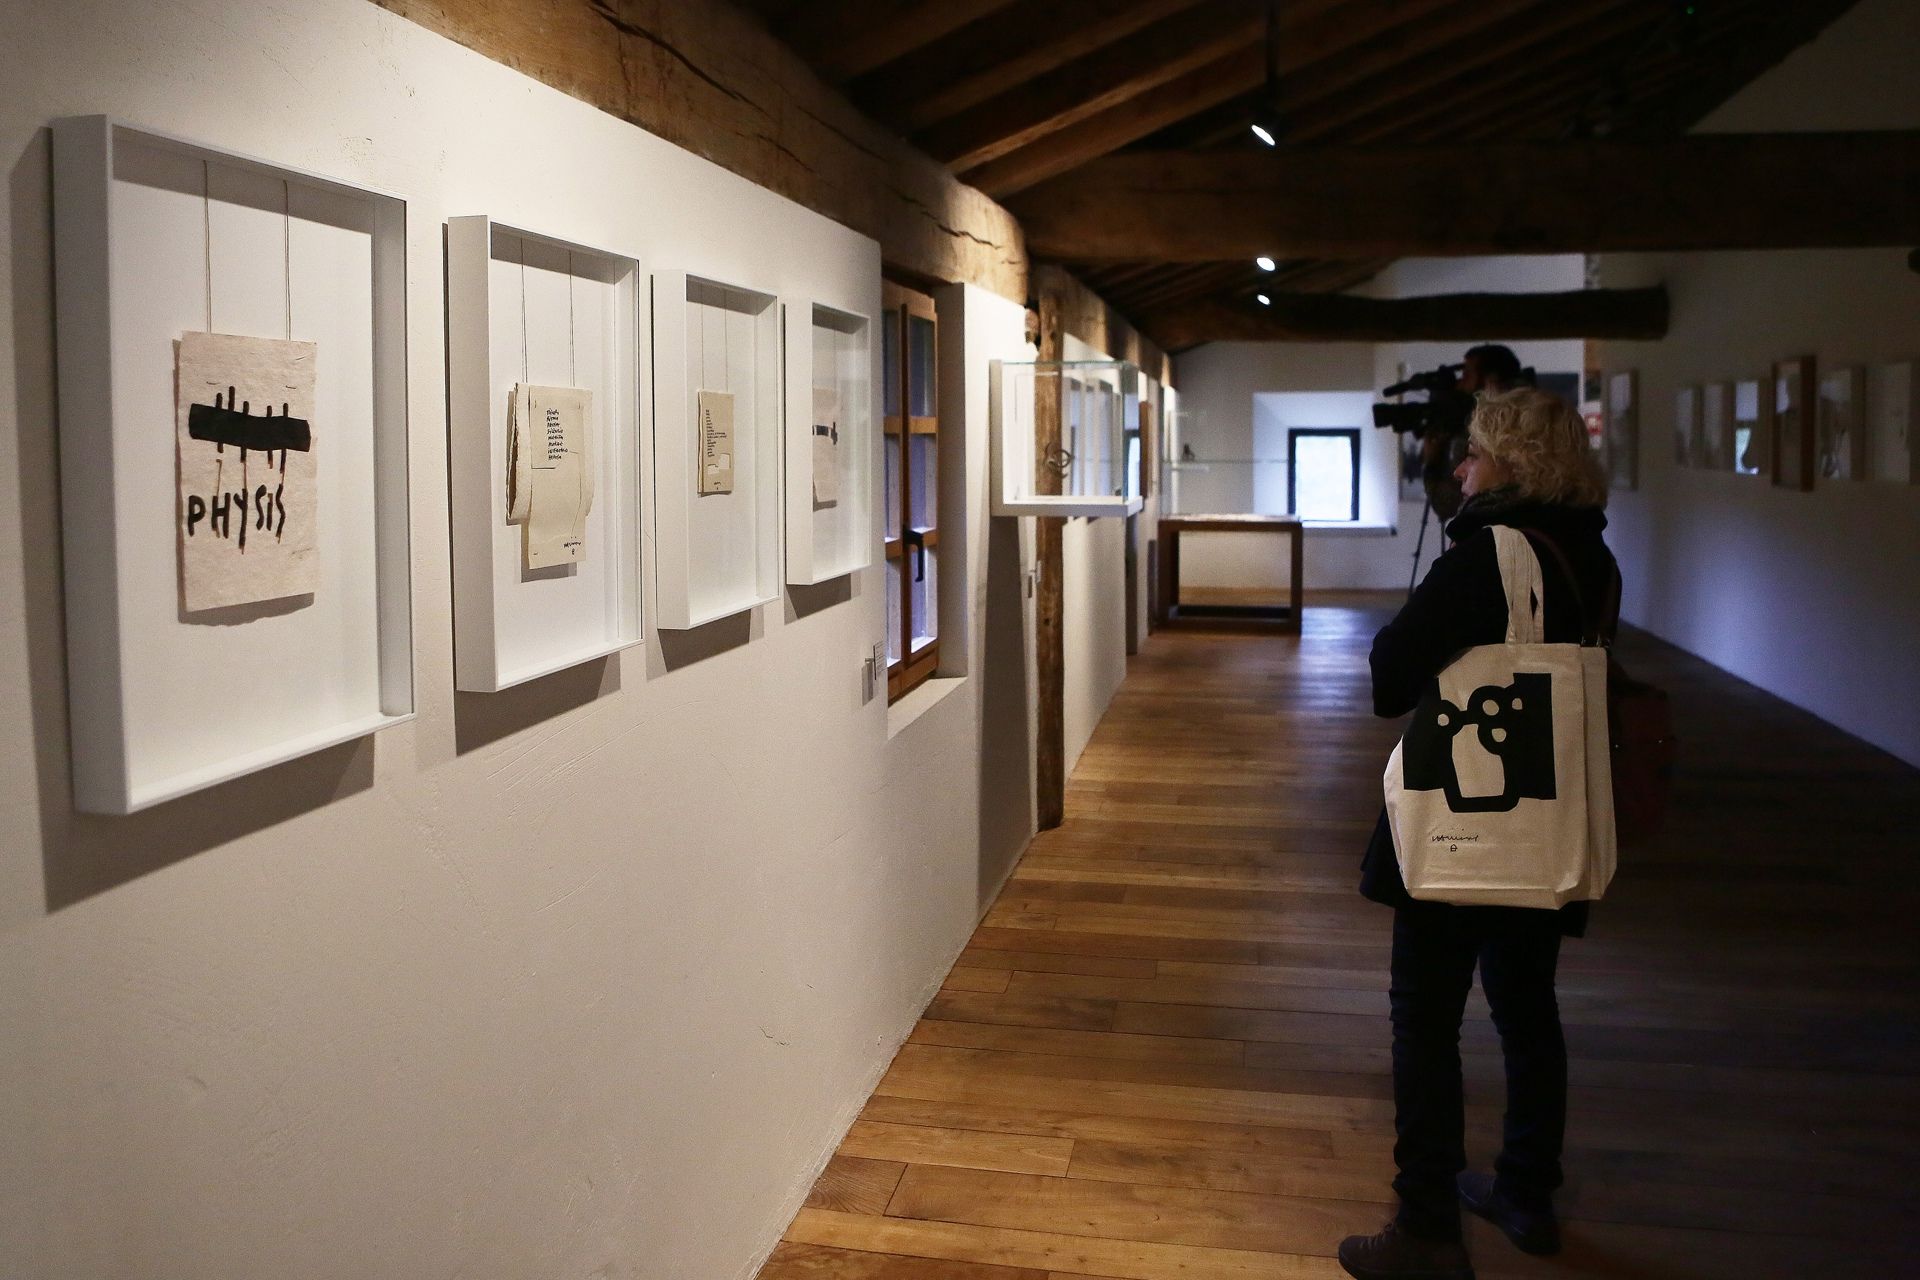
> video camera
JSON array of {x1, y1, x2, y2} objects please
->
[{"x1": 1371, "y1": 363, "x2": 1474, "y2": 441}]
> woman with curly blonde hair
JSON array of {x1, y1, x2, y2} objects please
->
[{"x1": 1339, "y1": 387, "x2": 1618, "y2": 1280}]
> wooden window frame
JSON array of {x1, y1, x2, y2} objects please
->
[{"x1": 883, "y1": 280, "x2": 941, "y2": 702}]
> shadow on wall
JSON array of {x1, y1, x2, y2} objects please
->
[
  {"x1": 976, "y1": 512, "x2": 1033, "y2": 913},
  {"x1": 454, "y1": 658, "x2": 621, "y2": 755}
]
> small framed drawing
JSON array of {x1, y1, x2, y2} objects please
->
[
  {"x1": 652, "y1": 270, "x2": 782, "y2": 629},
  {"x1": 50, "y1": 116, "x2": 413, "y2": 814},
  {"x1": 1733, "y1": 378, "x2": 1767, "y2": 476},
  {"x1": 1771, "y1": 355, "x2": 1816, "y2": 491},
  {"x1": 444, "y1": 216, "x2": 644, "y2": 692},
  {"x1": 1867, "y1": 360, "x2": 1916, "y2": 484},
  {"x1": 1701, "y1": 382, "x2": 1733, "y2": 471},
  {"x1": 1604, "y1": 370, "x2": 1638, "y2": 490},
  {"x1": 1815, "y1": 365, "x2": 1866, "y2": 483},
  {"x1": 784, "y1": 299, "x2": 875, "y2": 586},
  {"x1": 1673, "y1": 384, "x2": 1700, "y2": 468}
]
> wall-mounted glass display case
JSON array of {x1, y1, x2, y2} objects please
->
[{"x1": 990, "y1": 359, "x2": 1144, "y2": 517}]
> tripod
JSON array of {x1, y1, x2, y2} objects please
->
[{"x1": 1407, "y1": 494, "x2": 1436, "y2": 597}]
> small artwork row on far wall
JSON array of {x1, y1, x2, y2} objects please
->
[{"x1": 1667, "y1": 359, "x2": 1918, "y2": 489}]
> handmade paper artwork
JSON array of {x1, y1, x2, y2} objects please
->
[
  {"x1": 1673, "y1": 385, "x2": 1700, "y2": 468},
  {"x1": 696, "y1": 388, "x2": 735, "y2": 495},
  {"x1": 506, "y1": 383, "x2": 594, "y2": 569},
  {"x1": 1702, "y1": 383, "x2": 1733, "y2": 471},
  {"x1": 1816, "y1": 366, "x2": 1864, "y2": 482},
  {"x1": 812, "y1": 385, "x2": 841, "y2": 508},
  {"x1": 175, "y1": 331, "x2": 319, "y2": 613},
  {"x1": 1734, "y1": 379, "x2": 1765, "y2": 475},
  {"x1": 1773, "y1": 356, "x2": 1814, "y2": 491},
  {"x1": 1605, "y1": 370, "x2": 1638, "y2": 491}
]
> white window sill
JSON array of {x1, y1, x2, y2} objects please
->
[
  {"x1": 1301, "y1": 521, "x2": 1397, "y2": 536},
  {"x1": 887, "y1": 674, "x2": 966, "y2": 739}
]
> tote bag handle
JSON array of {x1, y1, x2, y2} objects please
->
[{"x1": 1493, "y1": 526, "x2": 1546, "y2": 645}]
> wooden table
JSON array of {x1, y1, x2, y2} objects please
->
[{"x1": 1155, "y1": 514, "x2": 1304, "y2": 632}]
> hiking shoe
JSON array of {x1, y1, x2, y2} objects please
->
[
  {"x1": 1457, "y1": 1170, "x2": 1561, "y2": 1256},
  {"x1": 1337, "y1": 1220, "x2": 1474, "y2": 1280}
]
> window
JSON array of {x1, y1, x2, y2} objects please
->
[
  {"x1": 882, "y1": 281, "x2": 941, "y2": 701},
  {"x1": 1288, "y1": 428, "x2": 1360, "y2": 521}
]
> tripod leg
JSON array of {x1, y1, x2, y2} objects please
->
[{"x1": 1408, "y1": 497, "x2": 1434, "y2": 596}]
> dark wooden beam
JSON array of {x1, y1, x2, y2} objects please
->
[
  {"x1": 1015, "y1": 135, "x2": 1920, "y2": 261},
  {"x1": 913, "y1": 0, "x2": 1262, "y2": 171},
  {"x1": 850, "y1": 0, "x2": 1199, "y2": 133},
  {"x1": 1141, "y1": 287, "x2": 1671, "y2": 349},
  {"x1": 958, "y1": 0, "x2": 1426, "y2": 197},
  {"x1": 777, "y1": 0, "x2": 1018, "y2": 84}
]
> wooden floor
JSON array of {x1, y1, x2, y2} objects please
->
[{"x1": 759, "y1": 596, "x2": 1920, "y2": 1280}]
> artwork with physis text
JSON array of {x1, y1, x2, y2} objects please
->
[{"x1": 175, "y1": 331, "x2": 318, "y2": 612}]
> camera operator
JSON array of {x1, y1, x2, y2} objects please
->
[{"x1": 1457, "y1": 343, "x2": 1522, "y2": 397}]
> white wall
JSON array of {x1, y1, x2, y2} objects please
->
[
  {"x1": 1595, "y1": 0, "x2": 1920, "y2": 766},
  {"x1": 1170, "y1": 262, "x2": 1586, "y2": 591},
  {"x1": 1060, "y1": 335, "x2": 1130, "y2": 774},
  {"x1": 0, "y1": 3, "x2": 1028, "y2": 1277}
]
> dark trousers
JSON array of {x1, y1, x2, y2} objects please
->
[{"x1": 1389, "y1": 900, "x2": 1567, "y2": 1240}]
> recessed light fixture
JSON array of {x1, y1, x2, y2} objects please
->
[
  {"x1": 1250, "y1": 122, "x2": 1277, "y2": 147},
  {"x1": 1255, "y1": 256, "x2": 1276, "y2": 272},
  {"x1": 1256, "y1": 293, "x2": 1272, "y2": 306}
]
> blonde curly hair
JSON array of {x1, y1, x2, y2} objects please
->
[{"x1": 1468, "y1": 387, "x2": 1608, "y2": 508}]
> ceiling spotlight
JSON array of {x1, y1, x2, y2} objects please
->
[
  {"x1": 1256, "y1": 293, "x2": 1272, "y2": 306},
  {"x1": 1250, "y1": 121, "x2": 1277, "y2": 147},
  {"x1": 1255, "y1": 255, "x2": 1276, "y2": 272}
]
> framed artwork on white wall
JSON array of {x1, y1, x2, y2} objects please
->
[
  {"x1": 784, "y1": 300, "x2": 875, "y2": 586},
  {"x1": 444, "y1": 216, "x2": 644, "y2": 692},
  {"x1": 51, "y1": 116, "x2": 413, "y2": 814},
  {"x1": 1816, "y1": 365, "x2": 1866, "y2": 482},
  {"x1": 1867, "y1": 360, "x2": 1916, "y2": 484},
  {"x1": 1604, "y1": 369, "x2": 1638, "y2": 490},
  {"x1": 1733, "y1": 378, "x2": 1767, "y2": 476},
  {"x1": 1772, "y1": 355, "x2": 1816, "y2": 491},
  {"x1": 652, "y1": 270, "x2": 782, "y2": 629},
  {"x1": 1702, "y1": 382, "x2": 1734, "y2": 471},
  {"x1": 1673, "y1": 384, "x2": 1701, "y2": 468}
]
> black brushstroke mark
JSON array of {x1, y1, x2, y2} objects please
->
[{"x1": 188, "y1": 387, "x2": 312, "y2": 453}]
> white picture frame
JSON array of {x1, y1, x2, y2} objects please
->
[
  {"x1": 651, "y1": 270, "x2": 781, "y2": 629},
  {"x1": 51, "y1": 116, "x2": 413, "y2": 814},
  {"x1": 1673, "y1": 384, "x2": 1701, "y2": 469},
  {"x1": 444, "y1": 216, "x2": 644, "y2": 691},
  {"x1": 1867, "y1": 360, "x2": 1917, "y2": 484},
  {"x1": 1815, "y1": 364, "x2": 1866, "y2": 483},
  {"x1": 783, "y1": 300, "x2": 875, "y2": 585}
]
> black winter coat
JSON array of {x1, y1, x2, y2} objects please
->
[{"x1": 1361, "y1": 490, "x2": 1619, "y2": 937}]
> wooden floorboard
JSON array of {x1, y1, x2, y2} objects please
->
[{"x1": 758, "y1": 596, "x2": 1920, "y2": 1279}]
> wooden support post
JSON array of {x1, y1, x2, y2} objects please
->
[{"x1": 1034, "y1": 286, "x2": 1066, "y2": 832}]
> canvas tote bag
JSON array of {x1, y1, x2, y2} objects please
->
[{"x1": 1383, "y1": 526, "x2": 1617, "y2": 908}]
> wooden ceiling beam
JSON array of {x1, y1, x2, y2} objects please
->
[
  {"x1": 1622, "y1": 0, "x2": 1862, "y2": 138},
  {"x1": 958, "y1": 0, "x2": 1442, "y2": 197},
  {"x1": 912, "y1": 0, "x2": 1265, "y2": 171},
  {"x1": 1291, "y1": 0, "x2": 1646, "y2": 145},
  {"x1": 776, "y1": 0, "x2": 1020, "y2": 84},
  {"x1": 850, "y1": 0, "x2": 1201, "y2": 133},
  {"x1": 1349, "y1": 2, "x2": 1760, "y2": 146},
  {"x1": 1121, "y1": 262, "x2": 1251, "y2": 313},
  {"x1": 1140, "y1": 287, "x2": 1670, "y2": 350},
  {"x1": 1014, "y1": 135, "x2": 1920, "y2": 261}
]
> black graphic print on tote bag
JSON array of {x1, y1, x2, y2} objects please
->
[{"x1": 1402, "y1": 672, "x2": 1556, "y2": 813}]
